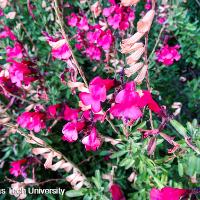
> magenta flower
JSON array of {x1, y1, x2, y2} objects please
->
[
  {"x1": 109, "y1": 184, "x2": 126, "y2": 200},
  {"x1": 46, "y1": 104, "x2": 61, "y2": 119},
  {"x1": 6, "y1": 42, "x2": 23, "y2": 60},
  {"x1": 103, "y1": 5, "x2": 135, "y2": 31},
  {"x1": 0, "y1": 8, "x2": 4, "y2": 17},
  {"x1": 51, "y1": 42, "x2": 71, "y2": 61},
  {"x1": 98, "y1": 30, "x2": 113, "y2": 50},
  {"x1": 150, "y1": 187, "x2": 190, "y2": 200},
  {"x1": 85, "y1": 45, "x2": 102, "y2": 61},
  {"x1": 17, "y1": 112, "x2": 46, "y2": 133},
  {"x1": 62, "y1": 121, "x2": 85, "y2": 143},
  {"x1": 0, "y1": 26, "x2": 17, "y2": 41},
  {"x1": 138, "y1": 90, "x2": 161, "y2": 114},
  {"x1": 79, "y1": 76, "x2": 114, "y2": 113},
  {"x1": 156, "y1": 44, "x2": 181, "y2": 66},
  {"x1": 77, "y1": 16, "x2": 89, "y2": 31},
  {"x1": 103, "y1": 6, "x2": 115, "y2": 17},
  {"x1": 67, "y1": 13, "x2": 114, "y2": 61},
  {"x1": 157, "y1": 17, "x2": 167, "y2": 25},
  {"x1": 67, "y1": 13, "x2": 79, "y2": 27},
  {"x1": 108, "y1": 13, "x2": 122, "y2": 29},
  {"x1": 43, "y1": 32, "x2": 71, "y2": 61},
  {"x1": 145, "y1": 3, "x2": 152, "y2": 10},
  {"x1": 110, "y1": 82, "x2": 142, "y2": 121},
  {"x1": 82, "y1": 127, "x2": 101, "y2": 151},
  {"x1": 64, "y1": 105, "x2": 79, "y2": 121},
  {"x1": 110, "y1": 82, "x2": 161, "y2": 122},
  {"x1": 86, "y1": 29, "x2": 102, "y2": 44},
  {"x1": 8, "y1": 60, "x2": 37, "y2": 87},
  {"x1": 9, "y1": 159, "x2": 27, "y2": 177}
]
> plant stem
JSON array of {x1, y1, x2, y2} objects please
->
[
  {"x1": 144, "y1": 33, "x2": 154, "y2": 130},
  {"x1": 3, "y1": 123, "x2": 91, "y2": 187},
  {"x1": 53, "y1": 0, "x2": 88, "y2": 87},
  {"x1": 148, "y1": 26, "x2": 165, "y2": 62},
  {"x1": 0, "y1": 84, "x2": 35, "y2": 105}
]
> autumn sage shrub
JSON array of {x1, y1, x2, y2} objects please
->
[{"x1": 0, "y1": 0, "x2": 199, "y2": 199}]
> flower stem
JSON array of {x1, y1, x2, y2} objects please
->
[{"x1": 53, "y1": 0, "x2": 88, "y2": 87}]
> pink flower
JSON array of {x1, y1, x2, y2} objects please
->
[
  {"x1": 103, "y1": 5, "x2": 135, "y2": 31},
  {"x1": 43, "y1": 32, "x2": 71, "y2": 61},
  {"x1": 138, "y1": 90, "x2": 161, "y2": 114},
  {"x1": 46, "y1": 104, "x2": 60, "y2": 119},
  {"x1": 156, "y1": 44, "x2": 181, "y2": 66},
  {"x1": 119, "y1": 21, "x2": 129, "y2": 31},
  {"x1": 157, "y1": 17, "x2": 167, "y2": 24},
  {"x1": 77, "y1": 16, "x2": 89, "y2": 31},
  {"x1": 85, "y1": 45, "x2": 101, "y2": 61},
  {"x1": 82, "y1": 127, "x2": 101, "y2": 151},
  {"x1": 67, "y1": 13, "x2": 79, "y2": 27},
  {"x1": 62, "y1": 121, "x2": 85, "y2": 143},
  {"x1": 79, "y1": 76, "x2": 114, "y2": 113},
  {"x1": 110, "y1": 82, "x2": 161, "y2": 122},
  {"x1": 109, "y1": 184, "x2": 126, "y2": 200},
  {"x1": 150, "y1": 187, "x2": 190, "y2": 200},
  {"x1": 0, "y1": 26, "x2": 17, "y2": 40},
  {"x1": 109, "y1": 0, "x2": 116, "y2": 5},
  {"x1": 8, "y1": 60, "x2": 37, "y2": 87},
  {"x1": 108, "y1": 13, "x2": 121, "y2": 29},
  {"x1": 110, "y1": 82, "x2": 141, "y2": 121},
  {"x1": 103, "y1": 7, "x2": 115, "y2": 17},
  {"x1": 9, "y1": 159, "x2": 27, "y2": 177},
  {"x1": 64, "y1": 105, "x2": 79, "y2": 121},
  {"x1": 97, "y1": 30, "x2": 113, "y2": 50},
  {"x1": 6, "y1": 42, "x2": 23, "y2": 60},
  {"x1": 145, "y1": 3, "x2": 152, "y2": 10},
  {"x1": 86, "y1": 30, "x2": 102, "y2": 44},
  {"x1": 17, "y1": 112, "x2": 46, "y2": 133},
  {"x1": 51, "y1": 43, "x2": 71, "y2": 60},
  {"x1": 0, "y1": 9, "x2": 4, "y2": 17}
]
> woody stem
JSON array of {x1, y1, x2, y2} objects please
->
[
  {"x1": 144, "y1": 33, "x2": 154, "y2": 130},
  {"x1": 53, "y1": 0, "x2": 88, "y2": 87},
  {"x1": 3, "y1": 123, "x2": 91, "y2": 187}
]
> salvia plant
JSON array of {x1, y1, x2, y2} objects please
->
[{"x1": 0, "y1": 0, "x2": 199, "y2": 199}]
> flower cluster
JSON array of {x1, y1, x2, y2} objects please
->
[
  {"x1": 79, "y1": 76, "x2": 114, "y2": 113},
  {"x1": 8, "y1": 60, "x2": 37, "y2": 87},
  {"x1": 110, "y1": 81, "x2": 161, "y2": 124},
  {"x1": 43, "y1": 32, "x2": 71, "y2": 61},
  {"x1": 0, "y1": 26, "x2": 17, "y2": 41},
  {"x1": 61, "y1": 76, "x2": 114, "y2": 150},
  {"x1": 67, "y1": 13, "x2": 114, "y2": 61},
  {"x1": 103, "y1": 1, "x2": 135, "y2": 31},
  {"x1": 0, "y1": 25, "x2": 38, "y2": 92},
  {"x1": 17, "y1": 111, "x2": 46, "y2": 133},
  {"x1": 6, "y1": 42, "x2": 23, "y2": 60},
  {"x1": 156, "y1": 3, "x2": 169, "y2": 25},
  {"x1": 9, "y1": 158, "x2": 38, "y2": 178},
  {"x1": 156, "y1": 44, "x2": 181, "y2": 66},
  {"x1": 9, "y1": 159, "x2": 27, "y2": 177}
]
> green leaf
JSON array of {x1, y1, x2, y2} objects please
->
[
  {"x1": 66, "y1": 189, "x2": 85, "y2": 197},
  {"x1": 92, "y1": 170, "x2": 102, "y2": 189},
  {"x1": 186, "y1": 156, "x2": 196, "y2": 176},
  {"x1": 170, "y1": 120, "x2": 187, "y2": 137},
  {"x1": 178, "y1": 162, "x2": 184, "y2": 177},
  {"x1": 110, "y1": 150, "x2": 128, "y2": 159}
]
